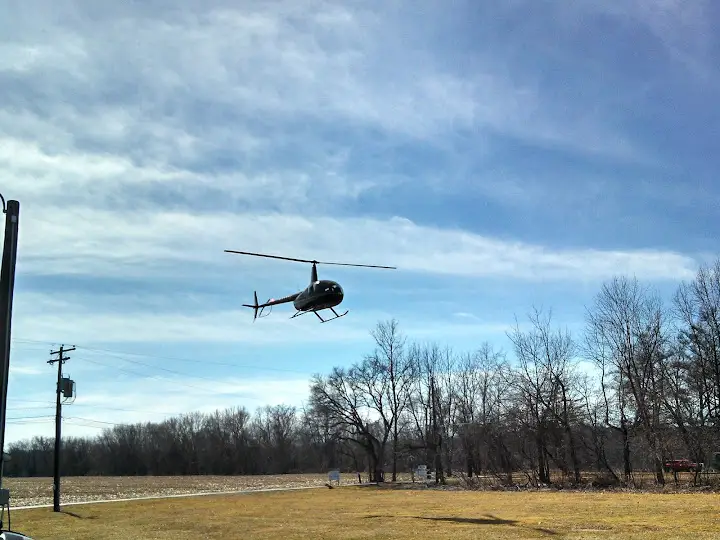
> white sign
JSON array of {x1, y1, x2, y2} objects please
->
[{"x1": 416, "y1": 465, "x2": 434, "y2": 484}]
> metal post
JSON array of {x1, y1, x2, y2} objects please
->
[{"x1": 0, "y1": 199, "x2": 20, "y2": 491}]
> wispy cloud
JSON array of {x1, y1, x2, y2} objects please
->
[
  {"x1": 1, "y1": 0, "x2": 650, "y2": 186},
  {"x1": 567, "y1": 0, "x2": 717, "y2": 84},
  {"x1": 12, "y1": 290, "x2": 517, "y2": 346},
  {"x1": 17, "y1": 205, "x2": 700, "y2": 284},
  {"x1": 9, "y1": 365, "x2": 43, "y2": 377}
]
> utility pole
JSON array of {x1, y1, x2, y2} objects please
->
[
  {"x1": 0, "y1": 198, "x2": 19, "y2": 491},
  {"x1": 0, "y1": 198, "x2": 19, "y2": 528},
  {"x1": 0, "y1": 197, "x2": 35, "y2": 539},
  {"x1": 430, "y1": 375, "x2": 440, "y2": 484},
  {"x1": 48, "y1": 345, "x2": 75, "y2": 513}
]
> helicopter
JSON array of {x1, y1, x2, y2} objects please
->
[{"x1": 224, "y1": 250, "x2": 396, "y2": 323}]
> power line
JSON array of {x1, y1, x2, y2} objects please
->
[
  {"x1": 65, "y1": 416, "x2": 117, "y2": 426},
  {"x1": 12, "y1": 338, "x2": 313, "y2": 375},
  {"x1": 7, "y1": 404, "x2": 181, "y2": 415},
  {"x1": 72, "y1": 352, "x2": 304, "y2": 397},
  {"x1": 6, "y1": 339, "x2": 316, "y2": 440},
  {"x1": 8, "y1": 414, "x2": 53, "y2": 420},
  {"x1": 6, "y1": 406, "x2": 54, "y2": 411},
  {"x1": 80, "y1": 351, "x2": 233, "y2": 383},
  {"x1": 73, "y1": 356, "x2": 223, "y2": 394}
]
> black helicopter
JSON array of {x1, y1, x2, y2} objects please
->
[{"x1": 224, "y1": 250, "x2": 396, "y2": 323}]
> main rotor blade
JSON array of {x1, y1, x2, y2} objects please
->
[
  {"x1": 314, "y1": 261, "x2": 397, "y2": 269},
  {"x1": 224, "y1": 249, "x2": 396, "y2": 269},
  {"x1": 224, "y1": 250, "x2": 315, "y2": 264}
]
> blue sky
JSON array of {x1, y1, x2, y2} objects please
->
[{"x1": 1, "y1": 0, "x2": 719, "y2": 443}]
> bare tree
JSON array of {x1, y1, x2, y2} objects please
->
[
  {"x1": 308, "y1": 365, "x2": 389, "y2": 482},
  {"x1": 454, "y1": 342, "x2": 507, "y2": 477},
  {"x1": 577, "y1": 371, "x2": 620, "y2": 482},
  {"x1": 403, "y1": 341, "x2": 452, "y2": 483},
  {"x1": 583, "y1": 313, "x2": 632, "y2": 482},
  {"x1": 507, "y1": 307, "x2": 582, "y2": 485},
  {"x1": 585, "y1": 275, "x2": 668, "y2": 485},
  {"x1": 405, "y1": 342, "x2": 437, "y2": 457},
  {"x1": 664, "y1": 259, "x2": 720, "y2": 473},
  {"x1": 252, "y1": 405, "x2": 298, "y2": 473},
  {"x1": 368, "y1": 319, "x2": 414, "y2": 481}
]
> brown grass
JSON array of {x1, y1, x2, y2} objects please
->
[
  {"x1": 3, "y1": 473, "x2": 360, "y2": 507},
  {"x1": 9, "y1": 483, "x2": 720, "y2": 539}
]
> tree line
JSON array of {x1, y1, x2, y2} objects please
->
[{"x1": 7, "y1": 260, "x2": 720, "y2": 487}]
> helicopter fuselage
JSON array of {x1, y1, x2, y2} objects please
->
[{"x1": 293, "y1": 279, "x2": 344, "y2": 312}]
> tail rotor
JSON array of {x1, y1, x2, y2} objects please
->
[
  {"x1": 242, "y1": 291, "x2": 273, "y2": 321},
  {"x1": 242, "y1": 291, "x2": 260, "y2": 321}
]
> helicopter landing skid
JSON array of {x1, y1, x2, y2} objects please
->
[
  {"x1": 316, "y1": 307, "x2": 349, "y2": 323},
  {"x1": 290, "y1": 307, "x2": 348, "y2": 323}
]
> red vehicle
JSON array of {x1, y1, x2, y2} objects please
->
[{"x1": 663, "y1": 459, "x2": 702, "y2": 473}]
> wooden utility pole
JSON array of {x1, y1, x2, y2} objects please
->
[
  {"x1": 431, "y1": 375, "x2": 441, "y2": 484},
  {"x1": 48, "y1": 345, "x2": 74, "y2": 513}
]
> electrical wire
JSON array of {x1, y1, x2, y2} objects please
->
[
  {"x1": 73, "y1": 355, "x2": 226, "y2": 394},
  {"x1": 12, "y1": 338, "x2": 313, "y2": 375},
  {"x1": 8, "y1": 404, "x2": 181, "y2": 415},
  {"x1": 5, "y1": 338, "x2": 315, "y2": 439},
  {"x1": 7, "y1": 414, "x2": 55, "y2": 420}
]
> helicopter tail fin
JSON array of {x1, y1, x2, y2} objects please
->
[{"x1": 242, "y1": 291, "x2": 260, "y2": 321}]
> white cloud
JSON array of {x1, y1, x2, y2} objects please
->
[
  {"x1": 16, "y1": 204, "x2": 700, "y2": 284},
  {"x1": 11, "y1": 290, "x2": 517, "y2": 346},
  {"x1": 0, "y1": 136, "x2": 377, "y2": 215},
  {"x1": 0, "y1": 0, "x2": 648, "y2": 179},
  {"x1": 9, "y1": 365, "x2": 43, "y2": 377}
]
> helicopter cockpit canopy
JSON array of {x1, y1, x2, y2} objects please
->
[
  {"x1": 313, "y1": 280, "x2": 343, "y2": 295},
  {"x1": 329, "y1": 283, "x2": 343, "y2": 295}
]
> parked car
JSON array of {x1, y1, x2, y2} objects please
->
[{"x1": 663, "y1": 458, "x2": 702, "y2": 473}]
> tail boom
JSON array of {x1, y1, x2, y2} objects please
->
[{"x1": 242, "y1": 291, "x2": 299, "y2": 320}]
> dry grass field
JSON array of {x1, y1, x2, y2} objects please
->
[
  {"x1": 3, "y1": 470, "x2": 713, "y2": 508},
  {"x1": 3, "y1": 473, "x2": 364, "y2": 507},
  {"x1": 8, "y1": 483, "x2": 720, "y2": 540}
]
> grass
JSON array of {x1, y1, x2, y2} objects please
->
[
  {"x1": 3, "y1": 473, "x2": 353, "y2": 507},
  {"x1": 4, "y1": 470, "x2": 713, "y2": 507},
  {"x1": 9, "y1": 484, "x2": 720, "y2": 539}
]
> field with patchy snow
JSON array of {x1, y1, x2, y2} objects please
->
[{"x1": 3, "y1": 473, "x2": 369, "y2": 507}]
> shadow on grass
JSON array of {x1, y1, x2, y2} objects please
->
[
  {"x1": 60, "y1": 510, "x2": 98, "y2": 520},
  {"x1": 418, "y1": 515, "x2": 517, "y2": 525},
  {"x1": 365, "y1": 513, "x2": 559, "y2": 536}
]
